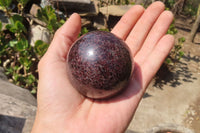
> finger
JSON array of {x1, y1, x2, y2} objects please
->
[
  {"x1": 134, "y1": 11, "x2": 174, "y2": 64},
  {"x1": 47, "y1": 13, "x2": 81, "y2": 60},
  {"x1": 141, "y1": 34, "x2": 174, "y2": 88},
  {"x1": 111, "y1": 5, "x2": 144, "y2": 40},
  {"x1": 125, "y1": 1, "x2": 165, "y2": 56},
  {"x1": 37, "y1": 13, "x2": 84, "y2": 111},
  {"x1": 38, "y1": 13, "x2": 81, "y2": 78}
]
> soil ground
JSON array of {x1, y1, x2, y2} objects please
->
[
  {"x1": 179, "y1": 29, "x2": 200, "y2": 133},
  {"x1": 127, "y1": 28, "x2": 200, "y2": 133}
]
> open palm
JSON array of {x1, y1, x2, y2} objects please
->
[{"x1": 32, "y1": 2, "x2": 174, "y2": 133}]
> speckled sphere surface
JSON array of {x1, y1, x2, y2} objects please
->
[{"x1": 67, "y1": 31, "x2": 133, "y2": 99}]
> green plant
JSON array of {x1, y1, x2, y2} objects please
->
[
  {"x1": 0, "y1": 5, "x2": 39, "y2": 93},
  {"x1": 0, "y1": 3, "x2": 68, "y2": 94},
  {"x1": 166, "y1": 37, "x2": 185, "y2": 65},
  {"x1": 34, "y1": 40, "x2": 49, "y2": 58},
  {"x1": 0, "y1": 0, "x2": 12, "y2": 17},
  {"x1": 167, "y1": 20, "x2": 178, "y2": 35},
  {"x1": 99, "y1": 28, "x2": 110, "y2": 32},
  {"x1": 164, "y1": 0, "x2": 175, "y2": 9},
  {"x1": 130, "y1": 2, "x2": 135, "y2": 5},
  {"x1": 0, "y1": 16, "x2": 39, "y2": 93},
  {"x1": 165, "y1": 20, "x2": 185, "y2": 65},
  {"x1": 79, "y1": 27, "x2": 89, "y2": 36},
  {"x1": 98, "y1": 0, "x2": 130, "y2": 6},
  {"x1": 0, "y1": 21, "x2": 3, "y2": 64},
  {"x1": 116, "y1": 0, "x2": 129, "y2": 5},
  {"x1": 17, "y1": 0, "x2": 30, "y2": 15},
  {"x1": 37, "y1": 5, "x2": 65, "y2": 34},
  {"x1": 79, "y1": 27, "x2": 110, "y2": 37},
  {"x1": 6, "y1": 14, "x2": 27, "y2": 38},
  {"x1": 164, "y1": 0, "x2": 198, "y2": 16},
  {"x1": 183, "y1": 0, "x2": 198, "y2": 16}
]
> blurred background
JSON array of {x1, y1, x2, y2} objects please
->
[{"x1": 0, "y1": 0, "x2": 200, "y2": 133}]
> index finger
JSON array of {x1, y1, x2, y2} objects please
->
[{"x1": 111, "y1": 5, "x2": 144, "y2": 40}]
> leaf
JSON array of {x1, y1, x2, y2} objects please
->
[
  {"x1": 19, "y1": 56, "x2": 32, "y2": 70},
  {"x1": 0, "y1": 21, "x2": 2, "y2": 31},
  {"x1": 0, "y1": 0, "x2": 12, "y2": 8},
  {"x1": 179, "y1": 51, "x2": 184, "y2": 57},
  {"x1": 47, "y1": 24, "x2": 53, "y2": 32},
  {"x1": 6, "y1": 19, "x2": 27, "y2": 34},
  {"x1": 5, "y1": 24, "x2": 12, "y2": 30},
  {"x1": 16, "y1": 41, "x2": 24, "y2": 51},
  {"x1": 17, "y1": 0, "x2": 29, "y2": 6},
  {"x1": 82, "y1": 27, "x2": 89, "y2": 34},
  {"x1": 59, "y1": 19, "x2": 65, "y2": 25},
  {"x1": 34, "y1": 40, "x2": 49, "y2": 56},
  {"x1": 80, "y1": 27, "x2": 89, "y2": 36},
  {"x1": 165, "y1": 58, "x2": 172, "y2": 64},
  {"x1": 8, "y1": 40, "x2": 18, "y2": 47},
  {"x1": 5, "y1": 67, "x2": 13, "y2": 75},
  {"x1": 10, "y1": 15, "x2": 23, "y2": 24},
  {"x1": 16, "y1": 38, "x2": 28, "y2": 51},
  {"x1": 31, "y1": 89, "x2": 37, "y2": 94},
  {"x1": 26, "y1": 74, "x2": 36, "y2": 85},
  {"x1": 15, "y1": 21, "x2": 27, "y2": 33},
  {"x1": 99, "y1": 28, "x2": 109, "y2": 32},
  {"x1": 37, "y1": 5, "x2": 61, "y2": 33},
  {"x1": 178, "y1": 37, "x2": 186, "y2": 43},
  {"x1": 13, "y1": 73, "x2": 20, "y2": 82}
]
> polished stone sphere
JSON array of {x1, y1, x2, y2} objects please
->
[{"x1": 67, "y1": 31, "x2": 133, "y2": 99}]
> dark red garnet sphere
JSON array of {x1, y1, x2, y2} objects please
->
[{"x1": 67, "y1": 31, "x2": 134, "y2": 99}]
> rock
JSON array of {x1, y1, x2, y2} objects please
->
[
  {"x1": 50, "y1": 0, "x2": 99, "y2": 16},
  {"x1": 81, "y1": 18, "x2": 92, "y2": 27},
  {"x1": 0, "y1": 78, "x2": 37, "y2": 133},
  {"x1": 146, "y1": 123, "x2": 194, "y2": 133},
  {"x1": 30, "y1": 4, "x2": 41, "y2": 17},
  {"x1": 40, "y1": 0, "x2": 51, "y2": 8},
  {"x1": 0, "y1": 67, "x2": 7, "y2": 81},
  {"x1": 107, "y1": 15, "x2": 121, "y2": 29},
  {"x1": 50, "y1": 0, "x2": 91, "y2": 4},
  {"x1": 0, "y1": 12, "x2": 9, "y2": 30},
  {"x1": 93, "y1": 13, "x2": 107, "y2": 29},
  {"x1": 29, "y1": 24, "x2": 51, "y2": 47},
  {"x1": 58, "y1": 0, "x2": 91, "y2": 3},
  {"x1": 99, "y1": 5, "x2": 133, "y2": 16},
  {"x1": 0, "y1": 93, "x2": 36, "y2": 133},
  {"x1": 0, "y1": 80, "x2": 36, "y2": 106},
  {"x1": 25, "y1": 14, "x2": 47, "y2": 27}
]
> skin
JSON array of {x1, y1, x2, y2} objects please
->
[{"x1": 31, "y1": 2, "x2": 174, "y2": 133}]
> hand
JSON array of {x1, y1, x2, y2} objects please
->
[{"x1": 31, "y1": 1, "x2": 174, "y2": 133}]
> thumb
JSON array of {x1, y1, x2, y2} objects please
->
[
  {"x1": 46, "y1": 13, "x2": 81, "y2": 60},
  {"x1": 38, "y1": 13, "x2": 81, "y2": 78},
  {"x1": 37, "y1": 13, "x2": 84, "y2": 112},
  {"x1": 38, "y1": 13, "x2": 81, "y2": 83}
]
